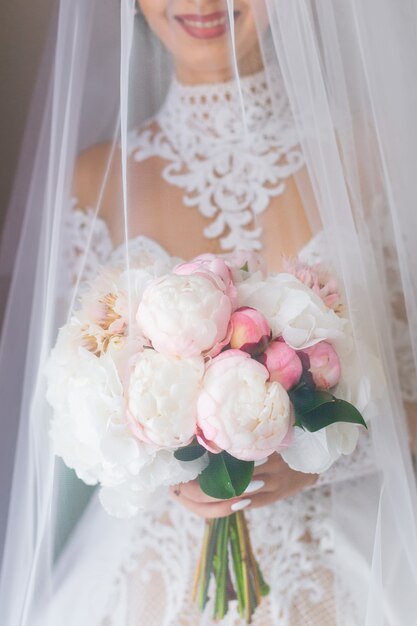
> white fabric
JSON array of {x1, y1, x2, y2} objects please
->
[{"x1": 1, "y1": 1, "x2": 417, "y2": 624}]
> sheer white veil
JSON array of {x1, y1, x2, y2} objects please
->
[{"x1": 1, "y1": 0, "x2": 417, "y2": 624}]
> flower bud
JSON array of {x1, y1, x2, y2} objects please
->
[
  {"x1": 302, "y1": 341, "x2": 341, "y2": 389},
  {"x1": 262, "y1": 339, "x2": 303, "y2": 390},
  {"x1": 229, "y1": 307, "x2": 270, "y2": 356}
]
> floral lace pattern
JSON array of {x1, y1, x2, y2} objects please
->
[
  {"x1": 63, "y1": 202, "x2": 114, "y2": 291},
  {"x1": 106, "y1": 493, "x2": 341, "y2": 626},
  {"x1": 60, "y1": 207, "x2": 375, "y2": 626},
  {"x1": 127, "y1": 71, "x2": 304, "y2": 252},
  {"x1": 64, "y1": 205, "x2": 172, "y2": 286}
]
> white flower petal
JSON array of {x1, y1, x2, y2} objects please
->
[
  {"x1": 128, "y1": 351, "x2": 204, "y2": 448},
  {"x1": 281, "y1": 427, "x2": 337, "y2": 474}
]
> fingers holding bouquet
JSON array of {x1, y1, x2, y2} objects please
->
[
  {"x1": 170, "y1": 478, "x2": 238, "y2": 519},
  {"x1": 170, "y1": 453, "x2": 318, "y2": 519},
  {"x1": 241, "y1": 454, "x2": 319, "y2": 510}
]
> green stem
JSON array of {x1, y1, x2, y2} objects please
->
[
  {"x1": 255, "y1": 560, "x2": 271, "y2": 597},
  {"x1": 197, "y1": 519, "x2": 218, "y2": 611},
  {"x1": 236, "y1": 511, "x2": 253, "y2": 623},
  {"x1": 241, "y1": 511, "x2": 261, "y2": 607},
  {"x1": 193, "y1": 512, "x2": 270, "y2": 623},
  {"x1": 213, "y1": 516, "x2": 230, "y2": 619},
  {"x1": 192, "y1": 520, "x2": 210, "y2": 603},
  {"x1": 229, "y1": 514, "x2": 245, "y2": 617}
]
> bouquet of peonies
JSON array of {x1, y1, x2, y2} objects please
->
[{"x1": 47, "y1": 251, "x2": 368, "y2": 623}]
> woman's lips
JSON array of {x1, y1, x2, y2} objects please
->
[{"x1": 174, "y1": 11, "x2": 241, "y2": 40}]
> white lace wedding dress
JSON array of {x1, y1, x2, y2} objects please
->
[{"x1": 50, "y1": 72, "x2": 379, "y2": 626}]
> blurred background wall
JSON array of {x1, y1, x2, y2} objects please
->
[{"x1": 0, "y1": 0, "x2": 54, "y2": 561}]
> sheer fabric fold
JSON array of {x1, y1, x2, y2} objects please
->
[{"x1": 1, "y1": 1, "x2": 417, "y2": 624}]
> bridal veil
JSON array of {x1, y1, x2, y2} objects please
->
[{"x1": 1, "y1": 1, "x2": 417, "y2": 624}]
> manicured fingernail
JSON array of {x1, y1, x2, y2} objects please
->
[
  {"x1": 254, "y1": 457, "x2": 268, "y2": 467},
  {"x1": 244, "y1": 480, "x2": 265, "y2": 494},
  {"x1": 231, "y1": 498, "x2": 251, "y2": 512}
]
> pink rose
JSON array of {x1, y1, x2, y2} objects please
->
[
  {"x1": 261, "y1": 339, "x2": 303, "y2": 390},
  {"x1": 301, "y1": 341, "x2": 341, "y2": 389},
  {"x1": 229, "y1": 307, "x2": 271, "y2": 356},
  {"x1": 197, "y1": 350, "x2": 291, "y2": 461},
  {"x1": 175, "y1": 255, "x2": 237, "y2": 307}
]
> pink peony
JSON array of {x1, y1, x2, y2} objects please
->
[
  {"x1": 283, "y1": 258, "x2": 343, "y2": 314},
  {"x1": 174, "y1": 255, "x2": 237, "y2": 307},
  {"x1": 229, "y1": 307, "x2": 271, "y2": 356},
  {"x1": 197, "y1": 350, "x2": 291, "y2": 461},
  {"x1": 137, "y1": 273, "x2": 232, "y2": 358},
  {"x1": 261, "y1": 339, "x2": 303, "y2": 390},
  {"x1": 301, "y1": 341, "x2": 341, "y2": 389}
]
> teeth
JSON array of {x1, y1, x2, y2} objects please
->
[{"x1": 183, "y1": 17, "x2": 227, "y2": 29}]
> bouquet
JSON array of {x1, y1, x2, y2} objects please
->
[{"x1": 47, "y1": 251, "x2": 368, "y2": 623}]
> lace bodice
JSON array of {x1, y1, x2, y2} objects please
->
[
  {"x1": 127, "y1": 71, "x2": 304, "y2": 252},
  {"x1": 58, "y1": 206, "x2": 377, "y2": 626}
]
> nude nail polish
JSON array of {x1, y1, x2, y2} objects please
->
[{"x1": 231, "y1": 498, "x2": 251, "y2": 512}]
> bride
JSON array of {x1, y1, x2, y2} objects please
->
[{"x1": 1, "y1": 1, "x2": 417, "y2": 625}]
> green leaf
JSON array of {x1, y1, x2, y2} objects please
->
[
  {"x1": 174, "y1": 443, "x2": 206, "y2": 462},
  {"x1": 255, "y1": 560, "x2": 271, "y2": 597},
  {"x1": 299, "y1": 398, "x2": 368, "y2": 432},
  {"x1": 199, "y1": 452, "x2": 254, "y2": 500},
  {"x1": 290, "y1": 386, "x2": 334, "y2": 414}
]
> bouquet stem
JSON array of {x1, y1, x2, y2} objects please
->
[{"x1": 192, "y1": 512, "x2": 270, "y2": 623}]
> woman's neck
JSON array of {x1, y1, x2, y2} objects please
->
[{"x1": 174, "y1": 48, "x2": 264, "y2": 86}]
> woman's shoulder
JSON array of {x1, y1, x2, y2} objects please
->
[
  {"x1": 73, "y1": 141, "x2": 122, "y2": 215},
  {"x1": 73, "y1": 120, "x2": 162, "y2": 213}
]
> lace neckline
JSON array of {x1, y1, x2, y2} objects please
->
[{"x1": 128, "y1": 70, "x2": 304, "y2": 253}]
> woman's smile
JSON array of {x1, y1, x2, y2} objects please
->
[
  {"x1": 174, "y1": 10, "x2": 241, "y2": 40},
  {"x1": 137, "y1": 0, "x2": 265, "y2": 83}
]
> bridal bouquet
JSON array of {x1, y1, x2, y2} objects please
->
[{"x1": 46, "y1": 251, "x2": 368, "y2": 623}]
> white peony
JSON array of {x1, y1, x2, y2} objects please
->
[
  {"x1": 114, "y1": 259, "x2": 176, "y2": 327},
  {"x1": 47, "y1": 322, "x2": 136, "y2": 485},
  {"x1": 334, "y1": 345, "x2": 384, "y2": 423},
  {"x1": 77, "y1": 259, "x2": 177, "y2": 354},
  {"x1": 128, "y1": 350, "x2": 204, "y2": 448},
  {"x1": 237, "y1": 273, "x2": 347, "y2": 350},
  {"x1": 136, "y1": 273, "x2": 232, "y2": 357},
  {"x1": 99, "y1": 450, "x2": 207, "y2": 518},
  {"x1": 281, "y1": 422, "x2": 360, "y2": 474},
  {"x1": 47, "y1": 321, "x2": 207, "y2": 519}
]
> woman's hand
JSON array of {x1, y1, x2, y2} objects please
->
[{"x1": 169, "y1": 453, "x2": 319, "y2": 519}]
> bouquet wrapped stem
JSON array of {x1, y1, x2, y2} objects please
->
[{"x1": 193, "y1": 512, "x2": 270, "y2": 623}]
